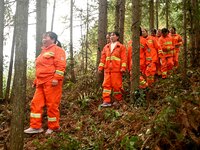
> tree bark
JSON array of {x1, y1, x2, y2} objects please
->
[
  {"x1": 70, "y1": 0, "x2": 76, "y2": 82},
  {"x1": 85, "y1": 0, "x2": 89, "y2": 73},
  {"x1": 155, "y1": 0, "x2": 159, "y2": 29},
  {"x1": 0, "y1": 0, "x2": 4, "y2": 100},
  {"x1": 165, "y1": 0, "x2": 169, "y2": 28},
  {"x1": 10, "y1": 0, "x2": 28, "y2": 149},
  {"x1": 131, "y1": 0, "x2": 141, "y2": 103},
  {"x1": 115, "y1": 0, "x2": 120, "y2": 32},
  {"x1": 118, "y1": 0, "x2": 125, "y2": 44},
  {"x1": 36, "y1": 0, "x2": 47, "y2": 57},
  {"x1": 149, "y1": 0, "x2": 154, "y2": 30},
  {"x1": 97, "y1": 0, "x2": 107, "y2": 69},
  {"x1": 51, "y1": 0, "x2": 56, "y2": 31}
]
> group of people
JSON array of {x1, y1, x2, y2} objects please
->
[
  {"x1": 99, "y1": 27, "x2": 183, "y2": 107},
  {"x1": 23, "y1": 26, "x2": 182, "y2": 135}
]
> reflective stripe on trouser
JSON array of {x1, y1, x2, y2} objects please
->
[
  {"x1": 161, "y1": 56, "x2": 174, "y2": 78},
  {"x1": 145, "y1": 62, "x2": 156, "y2": 85},
  {"x1": 30, "y1": 80, "x2": 63, "y2": 129},
  {"x1": 139, "y1": 76, "x2": 148, "y2": 89},
  {"x1": 102, "y1": 72, "x2": 123, "y2": 103}
]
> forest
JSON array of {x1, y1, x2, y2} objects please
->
[{"x1": 0, "y1": 0, "x2": 200, "y2": 149}]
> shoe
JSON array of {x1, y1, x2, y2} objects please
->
[
  {"x1": 100, "y1": 102, "x2": 112, "y2": 107},
  {"x1": 45, "y1": 129, "x2": 54, "y2": 135},
  {"x1": 24, "y1": 127, "x2": 44, "y2": 134}
]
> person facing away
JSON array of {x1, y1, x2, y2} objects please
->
[
  {"x1": 169, "y1": 26, "x2": 183, "y2": 69},
  {"x1": 98, "y1": 31, "x2": 127, "y2": 107},
  {"x1": 24, "y1": 31, "x2": 66, "y2": 134},
  {"x1": 158, "y1": 28, "x2": 174, "y2": 79}
]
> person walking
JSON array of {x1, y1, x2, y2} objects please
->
[{"x1": 24, "y1": 31, "x2": 66, "y2": 134}]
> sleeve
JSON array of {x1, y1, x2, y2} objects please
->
[
  {"x1": 53, "y1": 47, "x2": 67, "y2": 80},
  {"x1": 98, "y1": 47, "x2": 106, "y2": 71},
  {"x1": 120, "y1": 45, "x2": 127, "y2": 72},
  {"x1": 154, "y1": 39, "x2": 163, "y2": 57}
]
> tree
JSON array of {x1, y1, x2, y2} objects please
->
[
  {"x1": 130, "y1": 0, "x2": 141, "y2": 102},
  {"x1": 0, "y1": 0, "x2": 4, "y2": 100},
  {"x1": 165, "y1": 0, "x2": 169, "y2": 28},
  {"x1": 36, "y1": 0, "x2": 47, "y2": 57},
  {"x1": 155, "y1": 0, "x2": 159, "y2": 29},
  {"x1": 10, "y1": 0, "x2": 29, "y2": 149},
  {"x1": 85, "y1": 0, "x2": 89, "y2": 73},
  {"x1": 96, "y1": 0, "x2": 107, "y2": 69},
  {"x1": 70, "y1": 0, "x2": 76, "y2": 81},
  {"x1": 51, "y1": 0, "x2": 56, "y2": 31},
  {"x1": 149, "y1": 0, "x2": 154, "y2": 30}
]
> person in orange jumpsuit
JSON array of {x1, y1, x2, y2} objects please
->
[
  {"x1": 127, "y1": 28, "x2": 148, "y2": 89},
  {"x1": 158, "y1": 28, "x2": 174, "y2": 79},
  {"x1": 169, "y1": 27, "x2": 183, "y2": 69},
  {"x1": 155, "y1": 29, "x2": 162, "y2": 76},
  {"x1": 142, "y1": 28, "x2": 162, "y2": 86},
  {"x1": 98, "y1": 32, "x2": 127, "y2": 107},
  {"x1": 24, "y1": 31, "x2": 66, "y2": 134}
]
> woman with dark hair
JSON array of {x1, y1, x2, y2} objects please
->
[
  {"x1": 98, "y1": 31, "x2": 127, "y2": 107},
  {"x1": 24, "y1": 31, "x2": 66, "y2": 134}
]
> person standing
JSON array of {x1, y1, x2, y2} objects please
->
[
  {"x1": 24, "y1": 31, "x2": 66, "y2": 134},
  {"x1": 158, "y1": 28, "x2": 174, "y2": 79},
  {"x1": 98, "y1": 32, "x2": 127, "y2": 107},
  {"x1": 169, "y1": 27, "x2": 183, "y2": 69}
]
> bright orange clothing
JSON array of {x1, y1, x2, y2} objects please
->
[
  {"x1": 99, "y1": 42, "x2": 127, "y2": 103},
  {"x1": 127, "y1": 37, "x2": 148, "y2": 89},
  {"x1": 30, "y1": 44, "x2": 66, "y2": 129},
  {"x1": 158, "y1": 35, "x2": 174, "y2": 78},
  {"x1": 170, "y1": 33, "x2": 183, "y2": 67}
]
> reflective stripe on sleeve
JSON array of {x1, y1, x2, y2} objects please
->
[
  {"x1": 55, "y1": 70, "x2": 64, "y2": 76},
  {"x1": 99, "y1": 63, "x2": 104, "y2": 67}
]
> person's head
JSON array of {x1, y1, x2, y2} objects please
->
[
  {"x1": 151, "y1": 29, "x2": 157, "y2": 36},
  {"x1": 170, "y1": 26, "x2": 176, "y2": 34},
  {"x1": 157, "y1": 29, "x2": 161, "y2": 37},
  {"x1": 106, "y1": 32, "x2": 111, "y2": 43},
  {"x1": 161, "y1": 28, "x2": 169, "y2": 37},
  {"x1": 142, "y1": 28, "x2": 148, "y2": 38},
  {"x1": 110, "y1": 31, "x2": 119, "y2": 42},
  {"x1": 42, "y1": 31, "x2": 62, "y2": 48}
]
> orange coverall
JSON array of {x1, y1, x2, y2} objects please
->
[
  {"x1": 145, "y1": 35, "x2": 162, "y2": 85},
  {"x1": 127, "y1": 37, "x2": 148, "y2": 89},
  {"x1": 170, "y1": 33, "x2": 183, "y2": 68},
  {"x1": 30, "y1": 44, "x2": 66, "y2": 130},
  {"x1": 158, "y1": 35, "x2": 174, "y2": 78},
  {"x1": 98, "y1": 42, "x2": 127, "y2": 103}
]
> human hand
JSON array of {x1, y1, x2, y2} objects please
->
[{"x1": 52, "y1": 79, "x2": 58, "y2": 86}]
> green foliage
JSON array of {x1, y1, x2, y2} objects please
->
[
  {"x1": 120, "y1": 135, "x2": 139, "y2": 150},
  {"x1": 104, "y1": 109, "x2": 122, "y2": 121}
]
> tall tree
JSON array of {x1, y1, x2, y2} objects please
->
[
  {"x1": 131, "y1": 0, "x2": 141, "y2": 102},
  {"x1": 155, "y1": 0, "x2": 159, "y2": 29},
  {"x1": 51, "y1": 0, "x2": 56, "y2": 31},
  {"x1": 165, "y1": 0, "x2": 169, "y2": 28},
  {"x1": 70, "y1": 0, "x2": 76, "y2": 81},
  {"x1": 85, "y1": 0, "x2": 89, "y2": 73},
  {"x1": 97, "y1": 0, "x2": 107, "y2": 69},
  {"x1": 0, "y1": 0, "x2": 5, "y2": 100},
  {"x1": 36, "y1": 0, "x2": 47, "y2": 57},
  {"x1": 10, "y1": 0, "x2": 29, "y2": 149},
  {"x1": 118, "y1": 0, "x2": 125, "y2": 43},
  {"x1": 115, "y1": 0, "x2": 120, "y2": 32},
  {"x1": 149, "y1": 0, "x2": 154, "y2": 30}
]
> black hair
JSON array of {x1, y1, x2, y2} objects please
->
[
  {"x1": 161, "y1": 28, "x2": 169, "y2": 34},
  {"x1": 151, "y1": 29, "x2": 157, "y2": 34},
  {"x1": 111, "y1": 31, "x2": 120, "y2": 37},
  {"x1": 44, "y1": 31, "x2": 62, "y2": 48}
]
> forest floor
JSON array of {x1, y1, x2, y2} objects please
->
[{"x1": 0, "y1": 67, "x2": 200, "y2": 150}]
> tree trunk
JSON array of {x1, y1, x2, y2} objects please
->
[
  {"x1": 97, "y1": 0, "x2": 107, "y2": 69},
  {"x1": 36, "y1": 0, "x2": 47, "y2": 57},
  {"x1": 182, "y1": 0, "x2": 187, "y2": 80},
  {"x1": 70, "y1": 0, "x2": 76, "y2": 82},
  {"x1": 131, "y1": 0, "x2": 141, "y2": 103},
  {"x1": 118, "y1": 0, "x2": 125, "y2": 44},
  {"x1": 85, "y1": 0, "x2": 89, "y2": 73},
  {"x1": 115, "y1": 0, "x2": 120, "y2": 32},
  {"x1": 5, "y1": 19, "x2": 16, "y2": 101},
  {"x1": 165, "y1": 0, "x2": 169, "y2": 28},
  {"x1": 51, "y1": 0, "x2": 56, "y2": 31},
  {"x1": 155, "y1": 0, "x2": 159, "y2": 29},
  {"x1": 0, "y1": 0, "x2": 4, "y2": 100},
  {"x1": 10, "y1": 0, "x2": 28, "y2": 149},
  {"x1": 149, "y1": 0, "x2": 154, "y2": 30}
]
